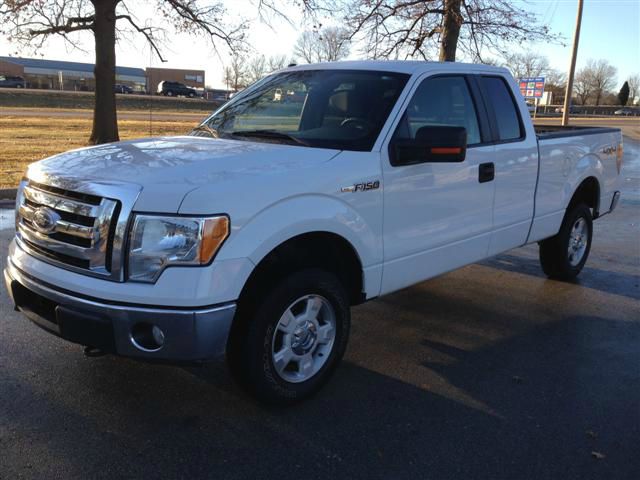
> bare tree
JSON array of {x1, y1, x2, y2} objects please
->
[
  {"x1": 574, "y1": 67, "x2": 593, "y2": 105},
  {"x1": 320, "y1": 26, "x2": 350, "y2": 61},
  {"x1": 294, "y1": 30, "x2": 322, "y2": 63},
  {"x1": 267, "y1": 54, "x2": 288, "y2": 72},
  {"x1": 586, "y1": 59, "x2": 617, "y2": 106},
  {"x1": 246, "y1": 54, "x2": 268, "y2": 84},
  {"x1": 627, "y1": 74, "x2": 640, "y2": 105},
  {"x1": 294, "y1": 27, "x2": 350, "y2": 63},
  {"x1": 225, "y1": 54, "x2": 289, "y2": 90},
  {"x1": 340, "y1": 0, "x2": 560, "y2": 62},
  {"x1": 223, "y1": 54, "x2": 248, "y2": 91},
  {"x1": 545, "y1": 69, "x2": 567, "y2": 104},
  {"x1": 0, "y1": 0, "x2": 245, "y2": 144},
  {"x1": 474, "y1": 56, "x2": 500, "y2": 66},
  {"x1": 503, "y1": 51, "x2": 551, "y2": 80}
]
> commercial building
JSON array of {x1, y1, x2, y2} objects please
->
[
  {"x1": 0, "y1": 56, "x2": 205, "y2": 93},
  {"x1": 0, "y1": 56, "x2": 146, "y2": 91}
]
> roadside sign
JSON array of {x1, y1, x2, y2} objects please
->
[{"x1": 519, "y1": 77, "x2": 545, "y2": 99}]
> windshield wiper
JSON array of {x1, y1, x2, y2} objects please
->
[
  {"x1": 190, "y1": 124, "x2": 219, "y2": 138},
  {"x1": 231, "y1": 130, "x2": 308, "y2": 146}
]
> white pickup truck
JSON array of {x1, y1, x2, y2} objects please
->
[{"x1": 4, "y1": 61, "x2": 623, "y2": 404}]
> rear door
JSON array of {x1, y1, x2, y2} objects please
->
[
  {"x1": 476, "y1": 75, "x2": 539, "y2": 255},
  {"x1": 380, "y1": 74, "x2": 496, "y2": 295}
]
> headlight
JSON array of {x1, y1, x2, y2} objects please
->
[
  {"x1": 128, "y1": 214, "x2": 229, "y2": 283},
  {"x1": 15, "y1": 178, "x2": 28, "y2": 231}
]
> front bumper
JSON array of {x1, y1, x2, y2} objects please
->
[{"x1": 4, "y1": 260, "x2": 236, "y2": 362}]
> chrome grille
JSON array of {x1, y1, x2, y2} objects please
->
[{"x1": 16, "y1": 181, "x2": 119, "y2": 277}]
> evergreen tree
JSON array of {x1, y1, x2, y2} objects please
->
[{"x1": 618, "y1": 81, "x2": 630, "y2": 106}]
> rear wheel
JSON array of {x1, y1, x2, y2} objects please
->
[
  {"x1": 539, "y1": 203, "x2": 593, "y2": 280},
  {"x1": 227, "y1": 269, "x2": 350, "y2": 405},
  {"x1": 166, "y1": 90, "x2": 174, "y2": 97}
]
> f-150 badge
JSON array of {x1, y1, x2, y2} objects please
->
[{"x1": 341, "y1": 180, "x2": 380, "y2": 193}]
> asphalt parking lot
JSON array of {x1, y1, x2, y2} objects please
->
[{"x1": 0, "y1": 138, "x2": 638, "y2": 480}]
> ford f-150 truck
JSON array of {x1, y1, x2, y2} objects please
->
[{"x1": 4, "y1": 61, "x2": 623, "y2": 404}]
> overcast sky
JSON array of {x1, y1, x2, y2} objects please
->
[{"x1": 0, "y1": 0, "x2": 638, "y2": 89}]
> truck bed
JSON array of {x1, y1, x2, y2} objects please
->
[
  {"x1": 530, "y1": 123, "x2": 622, "y2": 244},
  {"x1": 534, "y1": 124, "x2": 620, "y2": 140}
]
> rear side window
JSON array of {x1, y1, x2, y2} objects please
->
[
  {"x1": 394, "y1": 76, "x2": 481, "y2": 145},
  {"x1": 480, "y1": 76, "x2": 523, "y2": 141}
]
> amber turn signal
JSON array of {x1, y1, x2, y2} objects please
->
[
  {"x1": 199, "y1": 216, "x2": 230, "y2": 264},
  {"x1": 431, "y1": 147, "x2": 462, "y2": 155}
]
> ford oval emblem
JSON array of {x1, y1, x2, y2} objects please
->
[{"x1": 32, "y1": 207, "x2": 60, "y2": 234}]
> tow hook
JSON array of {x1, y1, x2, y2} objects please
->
[{"x1": 84, "y1": 346, "x2": 107, "y2": 357}]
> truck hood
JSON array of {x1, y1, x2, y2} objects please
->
[{"x1": 27, "y1": 136, "x2": 340, "y2": 212}]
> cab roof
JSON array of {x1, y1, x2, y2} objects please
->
[{"x1": 283, "y1": 60, "x2": 511, "y2": 78}]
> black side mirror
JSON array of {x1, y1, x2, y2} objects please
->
[{"x1": 390, "y1": 126, "x2": 467, "y2": 166}]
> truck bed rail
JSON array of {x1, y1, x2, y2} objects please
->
[{"x1": 534, "y1": 125, "x2": 620, "y2": 140}]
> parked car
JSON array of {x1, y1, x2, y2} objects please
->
[
  {"x1": 209, "y1": 92, "x2": 229, "y2": 102},
  {"x1": 0, "y1": 75, "x2": 25, "y2": 88},
  {"x1": 6, "y1": 62, "x2": 623, "y2": 405},
  {"x1": 555, "y1": 105, "x2": 579, "y2": 114},
  {"x1": 114, "y1": 84, "x2": 134, "y2": 94},
  {"x1": 157, "y1": 80, "x2": 197, "y2": 98},
  {"x1": 525, "y1": 100, "x2": 535, "y2": 114},
  {"x1": 614, "y1": 108, "x2": 634, "y2": 116}
]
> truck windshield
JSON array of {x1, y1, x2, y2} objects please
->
[{"x1": 196, "y1": 69, "x2": 410, "y2": 151}]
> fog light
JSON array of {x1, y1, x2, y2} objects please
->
[
  {"x1": 152, "y1": 325, "x2": 165, "y2": 346},
  {"x1": 131, "y1": 322, "x2": 165, "y2": 352}
]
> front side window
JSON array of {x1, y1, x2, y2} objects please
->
[
  {"x1": 393, "y1": 76, "x2": 481, "y2": 146},
  {"x1": 197, "y1": 70, "x2": 410, "y2": 151},
  {"x1": 479, "y1": 76, "x2": 523, "y2": 141}
]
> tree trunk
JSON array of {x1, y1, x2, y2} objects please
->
[
  {"x1": 439, "y1": 0, "x2": 462, "y2": 62},
  {"x1": 89, "y1": 0, "x2": 119, "y2": 144}
]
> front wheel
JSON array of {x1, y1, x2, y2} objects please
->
[
  {"x1": 539, "y1": 203, "x2": 593, "y2": 280},
  {"x1": 227, "y1": 269, "x2": 350, "y2": 405}
]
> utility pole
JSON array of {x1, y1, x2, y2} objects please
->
[{"x1": 562, "y1": 0, "x2": 584, "y2": 126}]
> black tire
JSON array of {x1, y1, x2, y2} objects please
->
[
  {"x1": 539, "y1": 203, "x2": 593, "y2": 280},
  {"x1": 188, "y1": 92, "x2": 195, "y2": 98},
  {"x1": 166, "y1": 90, "x2": 174, "y2": 97},
  {"x1": 227, "y1": 269, "x2": 350, "y2": 405}
]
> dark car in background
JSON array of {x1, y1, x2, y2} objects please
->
[
  {"x1": 555, "y1": 105, "x2": 579, "y2": 114},
  {"x1": 157, "y1": 81, "x2": 198, "y2": 98},
  {"x1": 0, "y1": 75, "x2": 25, "y2": 88},
  {"x1": 114, "y1": 84, "x2": 134, "y2": 94}
]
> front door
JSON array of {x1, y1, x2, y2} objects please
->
[{"x1": 380, "y1": 74, "x2": 496, "y2": 294}]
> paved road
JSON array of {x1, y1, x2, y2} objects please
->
[
  {"x1": 0, "y1": 107, "x2": 210, "y2": 123},
  {"x1": 0, "y1": 139, "x2": 638, "y2": 479}
]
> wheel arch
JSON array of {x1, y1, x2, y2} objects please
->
[
  {"x1": 568, "y1": 175, "x2": 601, "y2": 218},
  {"x1": 227, "y1": 231, "x2": 366, "y2": 354},
  {"x1": 238, "y1": 231, "x2": 366, "y2": 310}
]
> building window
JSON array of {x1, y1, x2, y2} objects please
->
[{"x1": 184, "y1": 74, "x2": 203, "y2": 83}]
